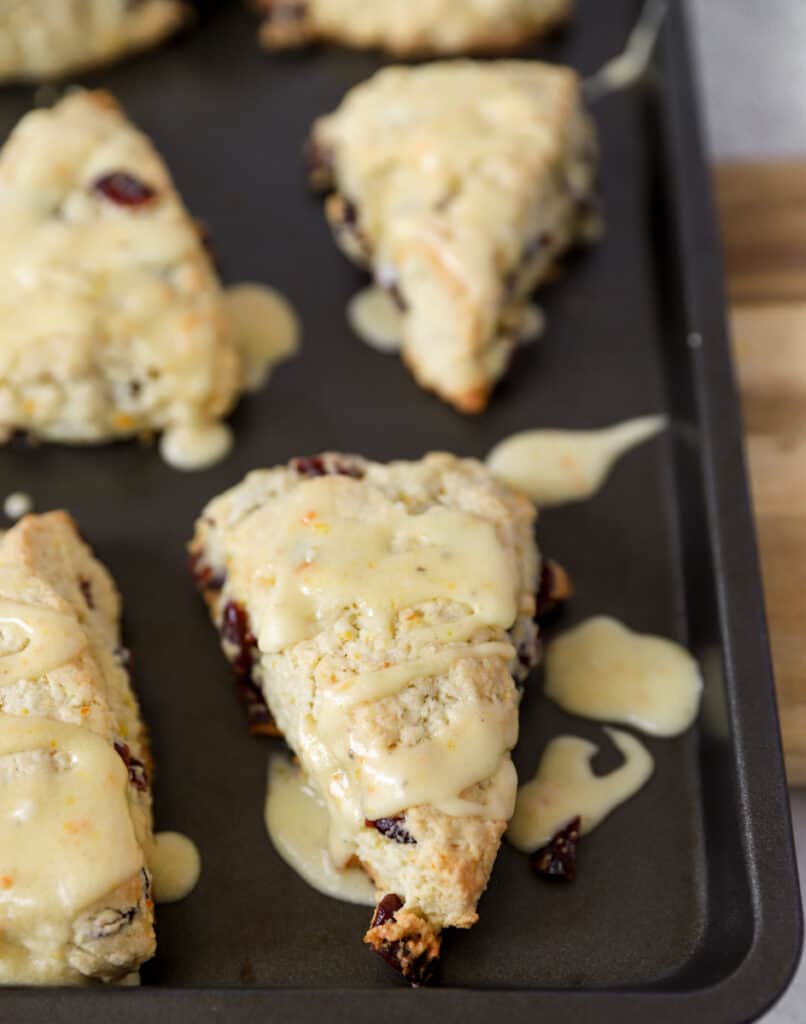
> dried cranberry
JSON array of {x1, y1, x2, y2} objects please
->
[
  {"x1": 216, "y1": 601, "x2": 279, "y2": 735},
  {"x1": 78, "y1": 576, "x2": 94, "y2": 610},
  {"x1": 305, "y1": 137, "x2": 332, "y2": 186},
  {"x1": 366, "y1": 816, "x2": 416, "y2": 845},
  {"x1": 221, "y1": 601, "x2": 257, "y2": 677},
  {"x1": 371, "y1": 893, "x2": 403, "y2": 929},
  {"x1": 367, "y1": 895, "x2": 438, "y2": 985},
  {"x1": 531, "y1": 816, "x2": 580, "y2": 882},
  {"x1": 93, "y1": 171, "x2": 156, "y2": 207},
  {"x1": 189, "y1": 550, "x2": 225, "y2": 592},
  {"x1": 535, "y1": 559, "x2": 572, "y2": 626},
  {"x1": 291, "y1": 455, "x2": 327, "y2": 477},
  {"x1": 290, "y1": 455, "x2": 364, "y2": 480},
  {"x1": 237, "y1": 678, "x2": 279, "y2": 737},
  {"x1": 114, "y1": 741, "x2": 148, "y2": 792}
]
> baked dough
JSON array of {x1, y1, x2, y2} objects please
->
[
  {"x1": 308, "y1": 61, "x2": 598, "y2": 413},
  {"x1": 190, "y1": 451, "x2": 541, "y2": 982},
  {"x1": 0, "y1": 0, "x2": 190, "y2": 80},
  {"x1": 256, "y1": 0, "x2": 571, "y2": 55},
  {"x1": 0, "y1": 512, "x2": 155, "y2": 984},
  {"x1": 0, "y1": 89, "x2": 240, "y2": 445}
]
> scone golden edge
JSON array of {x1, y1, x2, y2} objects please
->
[
  {"x1": 256, "y1": 0, "x2": 572, "y2": 56},
  {"x1": 308, "y1": 61, "x2": 598, "y2": 414},
  {"x1": 0, "y1": 89, "x2": 240, "y2": 447},
  {"x1": 190, "y1": 452, "x2": 542, "y2": 983},
  {"x1": 0, "y1": 512, "x2": 155, "y2": 984}
]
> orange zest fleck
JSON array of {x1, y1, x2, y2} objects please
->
[{"x1": 113, "y1": 412, "x2": 135, "y2": 431}]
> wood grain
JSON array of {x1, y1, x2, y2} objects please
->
[
  {"x1": 719, "y1": 163, "x2": 806, "y2": 782},
  {"x1": 717, "y1": 162, "x2": 806, "y2": 305}
]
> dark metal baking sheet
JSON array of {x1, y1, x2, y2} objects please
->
[{"x1": 0, "y1": 1, "x2": 800, "y2": 1021}]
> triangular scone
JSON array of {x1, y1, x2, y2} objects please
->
[
  {"x1": 309, "y1": 61, "x2": 598, "y2": 413},
  {"x1": 0, "y1": 1, "x2": 190, "y2": 80},
  {"x1": 257, "y1": 0, "x2": 571, "y2": 55},
  {"x1": 190, "y1": 452, "x2": 541, "y2": 983},
  {"x1": 0, "y1": 512, "x2": 155, "y2": 984},
  {"x1": 0, "y1": 90, "x2": 240, "y2": 445}
]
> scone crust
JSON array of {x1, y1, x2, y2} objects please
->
[
  {"x1": 0, "y1": 511, "x2": 155, "y2": 983},
  {"x1": 190, "y1": 452, "x2": 540, "y2": 980},
  {"x1": 0, "y1": 1, "x2": 191, "y2": 81},
  {"x1": 257, "y1": 0, "x2": 572, "y2": 56},
  {"x1": 309, "y1": 61, "x2": 597, "y2": 412},
  {"x1": 0, "y1": 89, "x2": 240, "y2": 444}
]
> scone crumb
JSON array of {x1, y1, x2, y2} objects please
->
[{"x1": 364, "y1": 895, "x2": 441, "y2": 985}]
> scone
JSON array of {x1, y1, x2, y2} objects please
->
[
  {"x1": 308, "y1": 61, "x2": 598, "y2": 413},
  {"x1": 0, "y1": 1, "x2": 190, "y2": 81},
  {"x1": 0, "y1": 89, "x2": 240, "y2": 446},
  {"x1": 190, "y1": 451, "x2": 542, "y2": 982},
  {"x1": 256, "y1": 0, "x2": 572, "y2": 55},
  {"x1": 0, "y1": 512, "x2": 155, "y2": 984}
]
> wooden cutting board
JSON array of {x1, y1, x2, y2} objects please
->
[{"x1": 716, "y1": 161, "x2": 806, "y2": 783}]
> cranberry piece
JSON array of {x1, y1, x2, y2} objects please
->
[
  {"x1": 535, "y1": 559, "x2": 572, "y2": 626},
  {"x1": 93, "y1": 171, "x2": 156, "y2": 207},
  {"x1": 339, "y1": 198, "x2": 358, "y2": 226},
  {"x1": 531, "y1": 816, "x2": 580, "y2": 882},
  {"x1": 189, "y1": 550, "x2": 225, "y2": 592},
  {"x1": 367, "y1": 895, "x2": 438, "y2": 985},
  {"x1": 366, "y1": 816, "x2": 416, "y2": 845},
  {"x1": 371, "y1": 893, "x2": 403, "y2": 930},
  {"x1": 221, "y1": 601, "x2": 257, "y2": 677},
  {"x1": 78, "y1": 575, "x2": 94, "y2": 609},
  {"x1": 291, "y1": 455, "x2": 327, "y2": 477},
  {"x1": 290, "y1": 455, "x2": 364, "y2": 480},
  {"x1": 114, "y1": 741, "x2": 148, "y2": 792},
  {"x1": 305, "y1": 137, "x2": 332, "y2": 185},
  {"x1": 237, "y1": 678, "x2": 279, "y2": 737},
  {"x1": 216, "y1": 600, "x2": 278, "y2": 735}
]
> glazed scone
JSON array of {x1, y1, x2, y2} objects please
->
[
  {"x1": 0, "y1": 89, "x2": 241, "y2": 447},
  {"x1": 256, "y1": 0, "x2": 571, "y2": 55},
  {"x1": 0, "y1": 512, "x2": 155, "y2": 984},
  {"x1": 0, "y1": 1, "x2": 190, "y2": 81},
  {"x1": 190, "y1": 452, "x2": 541, "y2": 982},
  {"x1": 308, "y1": 61, "x2": 598, "y2": 413}
]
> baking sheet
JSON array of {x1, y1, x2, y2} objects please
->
[{"x1": 0, "y1": 1, "x2": 800, "y2": 1020}]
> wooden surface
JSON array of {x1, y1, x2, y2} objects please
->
[{"x1": 717, "y1": 161, "x2": 806, "y2": 781}]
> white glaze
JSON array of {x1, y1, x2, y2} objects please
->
[
  {"x1": 584, "y1": 0, "x2": 668, "y2": 102},
  {"x1": 0, "y1": 567, "x2": 87, "y2": 684},
  {"x1": 347, "y1": 285, "x2": 403, "y2": 354},
  {"x1": 0, "y1": 716, "x2": 144, "y2": 983},
  {"x1": 3, "y1": 492, "x2": 32, "y2": 520},
  {"x1": 264, "y1": 755, "x2": 376, "y2": 906},
  {"x1": 349, "y1": 288, "x2": 545, "y2": 357},
  {"x1": 224, "y1": 283, "x2": 300, "y2": 392},
  {"x1": 159, "y1": 421, "x2": 233, "y2": 472},
  {"x1": 148, "y1": 831, "x2": 201, "y2": 904},
  {"x1": 507, "y1": 727, "x2": 653, "y2": 851},
  {"x1": 545, "y1": 616, "x2": 703, "y2": 737},
  {"x1": 486, "y1": 415, "x2": 667, "y2": 507},
  {"x1": 514, "y1": 302, "x2": 546, "y2": 345}
]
